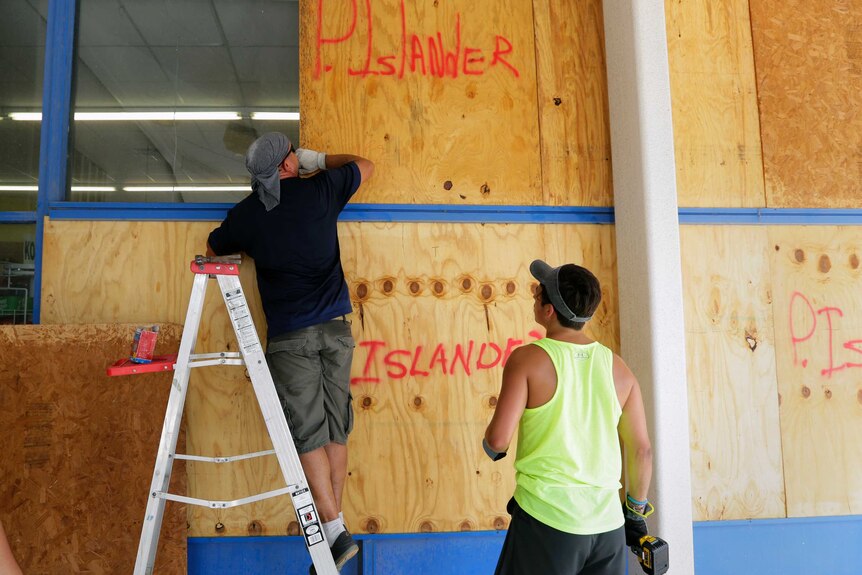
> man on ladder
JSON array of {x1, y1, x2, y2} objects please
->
[{"x1": 207, "y1": 132, "x2": 374, "y2": 572}]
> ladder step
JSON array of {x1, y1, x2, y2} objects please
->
[
  {"x1": 174, "y1": 449, "x2": 276, "y2": 463},
  {"x1": 106, "y1": 354, "x2": 177, "y2": 376},
  {"x1": 188, "y1": 357, "x2": 245, "y2": 368},
  {"x1": 156, "y1": 486, "x2": 298, "y2": 509},
  {"x1": 189, "y1": 352, "x2": 242, "y2": 360}
]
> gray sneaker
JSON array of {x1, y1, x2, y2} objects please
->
[{"x1": 309, "y1": 530, "x2": 359, "y2": 574}]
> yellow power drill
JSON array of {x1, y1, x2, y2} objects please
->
[{"x1": 630, "y1": 534, "x2": 669, "y2": 575}]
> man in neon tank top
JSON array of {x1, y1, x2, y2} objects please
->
[{"x1": 484, "y1": 260, "x2": 655, "y2": 575}]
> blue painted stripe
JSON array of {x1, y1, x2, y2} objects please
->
[
  {"x1": 187, "y1": 515, "x2": 862, "y2": 575},
  {"x1": 47, "y1": 202, "x2": 615, "y2": 223},
  {"x1": 679, "y1": 207, "x2": 862, "y2": 225},
  {"x1": 693, "y1": 515, "x2": 862, "y2": 575},
  {"x1": 188, "y1": 531, "x2": 506, "y2": 575},
  {"x1": 341, "y1": 204, "x2": 614, "y2": 223},
  {"x1": 0, "y1": 212, "x2": 38, "y2": 224},
  {"x1": 33, "y1": 0, "x2": 76, "y2": 324},
  {"x1": 48, "y1": 202, "x2": 236, "y2": 221},
  {"x1": 45, "y1": 203, "x2": 862, "y2": 225}
]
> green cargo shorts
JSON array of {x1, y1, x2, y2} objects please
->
[{"x1": 266, "y1": 318, "x2": 355, "y2": 454}]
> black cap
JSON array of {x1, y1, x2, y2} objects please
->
[{"x1": 529, "y1": 259, "x2": 593, "y2": 322}]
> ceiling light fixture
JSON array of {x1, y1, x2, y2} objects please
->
[
  {"x1": 71, "y1": 186, "x2": 117, "y2": 192},
  {"x1": 0, "y1": 185, "x2": 118, "y2": 192},
  {"x1": 123, "y1": 185, "x2": 250, "y2": 192},
  {"x1": 9, "y1": 111, "x2": 242, "y2": 121},
  {"x1": 251, "y1": 112, "x2": 301, "y2": 121}
]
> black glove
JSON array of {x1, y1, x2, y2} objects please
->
[{"x1": 623, "y1": 499, "x2": 654, "y2": 548}]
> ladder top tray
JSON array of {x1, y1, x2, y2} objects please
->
[{"x1": 107, "y1": 355, "x2": 177, "y2": 377}]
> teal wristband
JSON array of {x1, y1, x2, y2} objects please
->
[{"x1": 627, "y1": 493, "x2": 648, "y2": 506}]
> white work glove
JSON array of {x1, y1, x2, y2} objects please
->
[{"x1": 296, "y1": 148, "x2": 327, "y2": 175}]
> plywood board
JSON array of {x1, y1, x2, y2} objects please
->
[
  {"x1": 770, "y1": 227, "x2": 862, "y2": 516},
  {"x1": 666, "y1": 0, "x2": 765, "y2": 207},
  {"x1": 337, "y1": 222, "x2": 618, "y2": 534},
  {"x1": 0, "y1": 324, "x2": 186, "y2": 574},
  {"x1": 680, "y1": 226, "x2": 784, "y2": 521},
  {"x1": 42, "y1": 219, "x2": 618, "y2": 535},
  {"x1": 533, "y1": 0, "x2": 612, "y2": 206},
  {"x1": 299, "y1": 0, "x2": 542, "y2": 205},
  {"x1": 750, "y1": 0, "x2": 862, "y2": 208}
]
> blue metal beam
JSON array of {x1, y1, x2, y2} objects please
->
[
  {"x1": 0, "y1": 212, "x2": 38, "y2": 224},
  {"x1": 33, "y1": 0, "x2": 76, "y2": 323},
  {"x1": 46, "y1": 204, "x2": 862, "y2": 225}
]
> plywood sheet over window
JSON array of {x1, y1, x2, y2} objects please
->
[
  {"x1": 533, "y1": 0, "x2": 612, "y2": 206},
  {"x1": 666, "y1": 0, "x2": 765, "y2": 207},
  {"x1": 300, "y1": 0, "x2": 541, "y2": 205},
  {"x1": 681, "y1": 226, "x2": 784, "y2": 521},
  {"x1": 41, "y1": 220, "x2": 618, "y2": 535},
  {"x1": 750, "y1": 0, "x2": 862, "y2": 208},
  {"x1": 770, "y1": 227, "x2": 862, "y2": 516}
]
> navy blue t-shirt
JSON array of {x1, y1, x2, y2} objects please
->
[{"x1": 207, "y1": 163, "x2": 361, "y2": 339}]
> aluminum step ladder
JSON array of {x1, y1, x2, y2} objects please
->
[{"x1": 109, "y1": 256, "x2": 338, "y2": 575}]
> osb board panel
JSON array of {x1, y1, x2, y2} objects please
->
[
  {"x1": 666, "y1": 0, "x2": 765, "y2": 207},
  {"x1": 770, "y1": 227, "x2": 862, "y2": 516},
  {"x1": 299, "y1": 0, "x2": 542, "y2": 205},
  {"x1": 750, "y1": 0, "x2": 862, "y2": 208},
  {"x1": 41, "y1": 219, "x2": 618, "y2": 536},
  {"x1": 533, "y1": 0, "x2": 612, "y2": 206},
  {"x1": 0, "y1": 324, "x2": 186, "y2": 574},
  {"x1": 680, "y1": 226, "x2": 784, "y2": 521}
]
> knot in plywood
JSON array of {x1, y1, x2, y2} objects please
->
[
  {"x1": 407, "y1": 279, "x2": 424, "y2": 296},
  {"x1": 247, "y1": 520, "x2": 263, "y2": 536},
  {"x1": 355, "y1": 281, "x2": 370, "y2": 301},
  {"x1": 364, "y1": 517, "x2": 381, "y2": 534},
  {"x1": 479, "y1": 283, "x2": 495, "y2": 302},
  {"x1": 379, "y1": 276, "x2": 396, "y2": 295}
]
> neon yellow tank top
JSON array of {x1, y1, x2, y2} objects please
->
[{"x1": 513, "y1": 338, "x2": 624, "y2": 534}]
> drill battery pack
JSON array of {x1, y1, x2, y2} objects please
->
[{"x1": 632, "y1": 535, "x2": 669, "y2": 575}]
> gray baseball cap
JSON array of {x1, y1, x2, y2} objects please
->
[{"x1": 529, "y1": 259, "x2": 594, "y2": 322}]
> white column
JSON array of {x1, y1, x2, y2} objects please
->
[{"x1": 602, "y1": 1, "x2": 695, "y2": 573}]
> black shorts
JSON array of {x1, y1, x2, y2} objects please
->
[{"x1": 494, "y1": 498, "x2": 626, "y2": 575}]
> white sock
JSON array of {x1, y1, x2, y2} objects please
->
[
  {"x1": 339, "y1": 512, "x2": 345, "y2": 528},
  {"x1": 322, "y1": 518, "x2": 345, "y2": 547}
]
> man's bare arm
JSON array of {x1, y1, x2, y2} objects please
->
[
  {"x1": 484, "y1": 347, "x2": 530, "y2": 453},
  {"x1": 615, "y1": 354, "x2": 653, "y2": 502}
]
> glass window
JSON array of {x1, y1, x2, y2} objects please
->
[
  {"x1": 0, "y1": 223, "x2": 36, "y2": 324},
  {"x1": 71, "y1": 0, "x2": 300, "y2": 204},
  {"x1": 0, "y1": 0, "x2": 47, "y2": 212}
]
